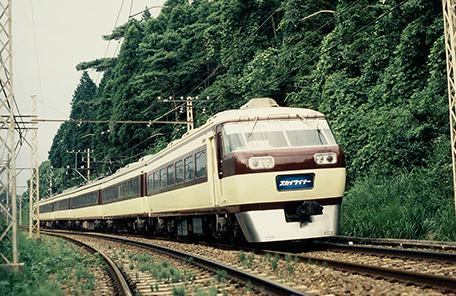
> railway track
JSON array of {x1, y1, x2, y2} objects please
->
[
  {"x1": 224, "y1": 240, "x2": 456, "y2": 293},
  {"x1": 122, "y1": 234, "x2": 456, "y2": 295},
  {"x1": 43, "y1": 231, "x2": 133, "y2": 296},
  {"x1": 291, "y1": 243, "x2": 456, "y2": 293},
  {"x1": 42, "y1": 231, "x2": 133, "y2": 296},
  {"x1": 42, "y1": 230, "x2": 310, "y2": 295},
  {"x1": 38, "y1": 229, "x2": 456, "y2": 295},
  {"x1": 325, "y1": 235, "x2": 456, "y2": 251}
]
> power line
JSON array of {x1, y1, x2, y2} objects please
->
[
  {"x1": 208, "y1": 1, "x2": 360, "y2": 109},
  {"x1": 32, "y1": 118, "x2": 192, "y2": 125},
  {"x1": 210, "y1": 0, "x2": 408, "y2": 113},
  {"x1": 95, "y1": 0, "x2": 127, "y2": 85},
  {"x1": 184, "y1": 3, "x2": 285, "y2": 98}
]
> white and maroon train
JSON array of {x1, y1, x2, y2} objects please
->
[{"x1": 39, "y1": 98, "x2": 346, "y2": 243}]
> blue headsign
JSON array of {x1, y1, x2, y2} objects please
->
[{"x1": 276, "y1": 174, "x2": 314, "y2": 191}]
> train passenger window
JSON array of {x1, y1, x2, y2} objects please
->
[
  {"x1": 175, "y1": 160, "x2": 184, "y2": 183},
  {"x1": 167, "y1": 164, "x2": 175, "y2": 186},
  {"x1": 124, "y1": 182, "x2": 129, "y2": 197},
  {"x1": 154, "y1": 171, "x2": 160, "y2": 190},
  {"x1": 128, "y1": 180, "x2": 133, "y2": 197},
  {"x1": 41, "y1": 204, "x2": 52, "y2": 213},
  {"x1": 160, "y1": 168, "x2": 167, "y2": 188},
  {"x1": 184, "y1": 156, "x2": 194, "y2": 181},
  {"x1": 148, "y1": 173, "x2": 154, "y2": 193},
  {"x1": 57, "y1": 199, "x2": 69, "y2": 210},
  {"x1": 195, "y1": 151, "x2": 206, "y2": 178},
  {"x1": 119, "y1": 184, "x2": 124, "y2": 198},
  {"x1": 134, "y1": 178, "x2": 140, "y2": 195}
]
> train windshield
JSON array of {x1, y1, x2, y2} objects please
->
[{"x1": 222, "y1": 118, "x2": 337, "y2": 153}]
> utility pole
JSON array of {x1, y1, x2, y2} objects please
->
[
  {"x1": 157, "y1": 96, "x2": 209, "y2": 132},
  {"x1": 0, "y1": 0, "x2": 22, "y2": 273},
  {"x1": 82, "y1": 149, "x2": 94, "y2": 181},
  {"x1": 29, "y1": 95, "x2": 40, "y2": 239},
  {"x1": 186, "y1": 97, "x2": 194, "y2": 131},
  {"x1": 442, "y1": 0, "x2": 456, "y2": 213},
  {"x1": 87, "y1": 149, "x2": 91, "y2": 181},
  {"x1": 49, "y1": 168, "x2": 53, "y2": 196}
]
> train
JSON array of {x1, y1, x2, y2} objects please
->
[{"x1": 38, "y1": 98, "x2": 346, "y2": 243}]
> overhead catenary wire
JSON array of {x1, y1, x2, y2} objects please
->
[
  {"x1": 95, "y1": 0, "x2": 127, "y2": 85},
  {"x1": 174, "y1": 9, "x2": 286, "y2": 99},
  {"x1": 29, "y1": 0, "x2": 45, "y2": 118},
  {"x1": 183, "y1": 2, "x2": 285, "y2": 98},
  {"x1": 173, "y1": 0, "x2": 343, "y2": 109},
  {"x1": 209, "y1": 0, "x2": 409, "y2": 113},
  {"x1": 207, "y1": 0, "x2": 362, "y2": 111}
]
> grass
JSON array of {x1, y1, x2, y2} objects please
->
[
  {"x1": 0, "y1": 229, "x2": 102, "y2": 295},
  {"x1": 341, "y1": 165, "x2": 456, "y2": 241}
]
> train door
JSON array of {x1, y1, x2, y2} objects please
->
[{"x1": 208, "y1": 130, "x2": 224, "y2": 207}]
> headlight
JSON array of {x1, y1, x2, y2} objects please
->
[
  {"x1": 314, "y1": 152, "x2": 337, "y2": 165},
  {"x1": 248, "y1": 156, "x2": 275, "y2": 170}
]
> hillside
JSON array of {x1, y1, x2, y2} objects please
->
[{"x1": 37, "y1": 0, "x2": 455, "y2": 240}]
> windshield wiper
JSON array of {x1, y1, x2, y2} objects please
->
[
  {"x1": 297, "y1": 113, "x2": 325, "y2": 145},
  {"x1": 247, "y1": 116, "x2": 259, "y2": 139}
]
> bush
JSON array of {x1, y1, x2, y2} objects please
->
[
  {"x1": 341, "y1": 163, "x2": 456, "y2": 241},
  {"x1": 0, "y1": 230, "x2": 102, "y2": 295}
]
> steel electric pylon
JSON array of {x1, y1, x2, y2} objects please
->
[
  {"x1": 0, "y1": 0, "x2": 21, "y2": 272},
  {"x1": 443, "y1": 0, "x2": 456, "y2": 213},
  {"x1": 29, "y1": 95, "x2": 39, "y2": 239}
]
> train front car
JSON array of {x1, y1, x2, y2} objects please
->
[{"x1": 215, "y1": 98, "x2": 346, "y2": 242}]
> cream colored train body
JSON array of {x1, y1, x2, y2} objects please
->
[{"x1": 39, "y1": 98, "x2": 346, "y2": 243}]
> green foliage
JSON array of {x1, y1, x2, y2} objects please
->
[
  {"x1": 40, "y1": 0, "x2": 454, "y2": 241},
  {"x1": 216, "y1": 270, "x2": 228, "y2": 283},
  {"x1": 270, "y1": 253, "x2": 280, "y2": 271},
  {"x1": 286, "y1": 263, "x2": 294, "y2": 274},
  {"x1": 341, "y1": 157, "x2": 456, "y2": 240},
  {"x1": 285, "y1": 253, "x2": 291, "y2": 264},
  {"x1": 242, "y1": 252, "x2": 255, "y2": 269},
  {"x1": 172, "y1": 285, "x2": 187, "y2": 296},
  {"x1": 238, "y1": 250, "x2": 245, "y2": 263},
  {"x1": 0, "y1": 231, "x2": 102, "y2": 295}
]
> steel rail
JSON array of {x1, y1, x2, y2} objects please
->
[
  {"x1": 248, "y1": 245, "x2": 456, "y2": 293},
  {"x1": 43, "y1": 231, "x2": 133, "y2": 296},
  {"x1": 48, "y1": 230, "x2": 311, "y2": 296},
  {"x1": 211, "y1": 240, "x2": 456, "y2": 293},
  {"x1": 325, "y1": 235, "x2": 456, "y2": 251},
  {"x1": 318, "y1": 242, "x2": 456, "y2": 263},
  {"x1": 301, "y1": 254, "x2": 456, "y2": 293}
]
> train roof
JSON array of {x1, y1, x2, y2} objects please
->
[
  {"x1": 39, "y1": 98, "x2": 324, "y2": 205},
  {"x1": 204, "y1": 98, "x2": 324, "y2": 125}
]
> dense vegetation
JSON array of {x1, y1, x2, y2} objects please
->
[
  {"x1": 0, "y1": 230, "x2": 102, "y2": 295},
  {"x1": 27, "y1": 0, "x2": 455, "y2": 240}
]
